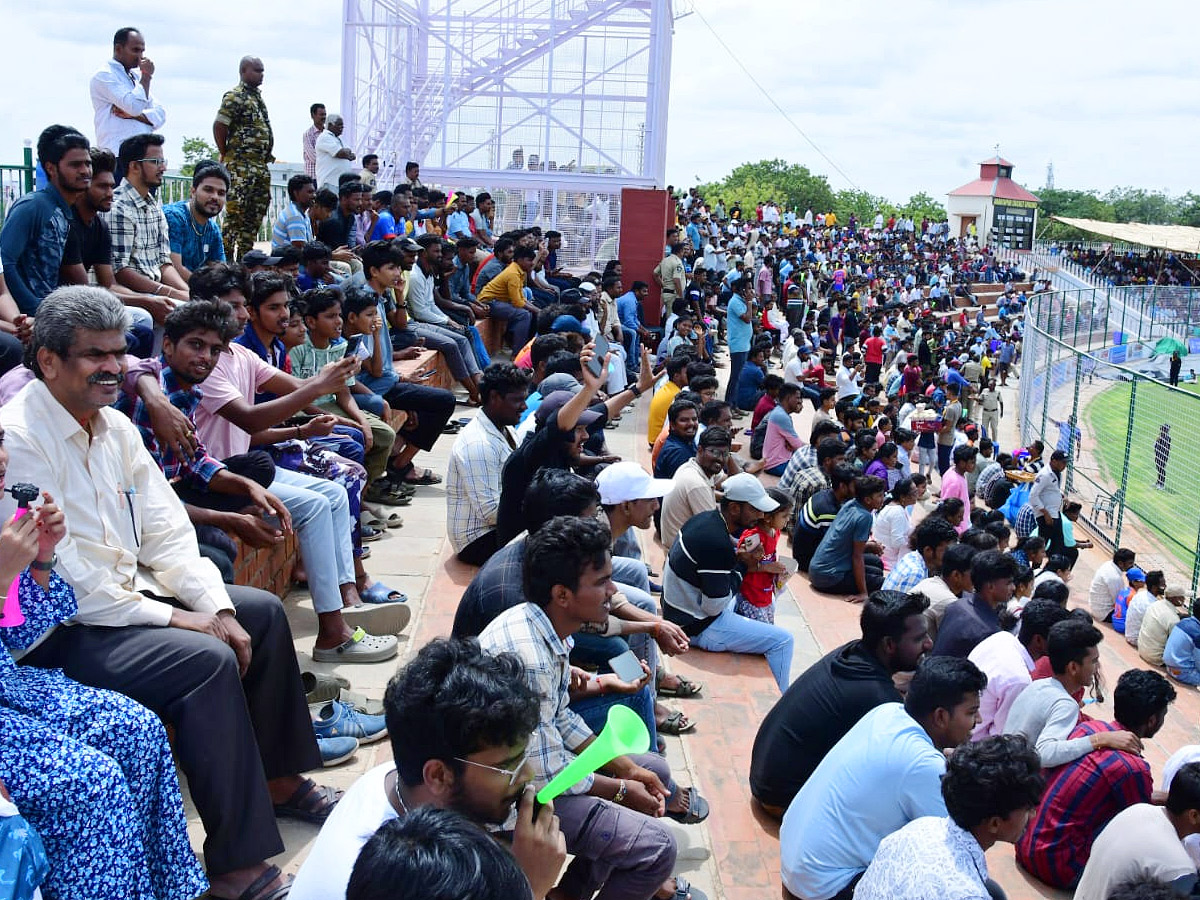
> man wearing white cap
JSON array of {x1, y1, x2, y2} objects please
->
[
  {"x1": 662, "y1": 473, "x2": 795, "y2": 690},
  {"x1": 597, "y1": 462, "x2": 700, "y2": 731}
]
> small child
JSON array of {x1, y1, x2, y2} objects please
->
[
  {"x1": 735, "y1": 488, "x2": 794, "y2": 624},
  {"x1": 1118, "y1": 567, "x2": 1151, "y2": 640}
]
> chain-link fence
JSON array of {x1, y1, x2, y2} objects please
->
[{"x1": 1020, "y1": 286, "x2": 1200, "y2": 590}]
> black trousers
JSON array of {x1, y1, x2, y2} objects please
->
[
  {"x1": 384, "y1": 382, "x2": 457, "y2": 451},
  {"x1": 456, "y1": 529, "x2": 500, "y2": 567},
  {"x1": 21, "y1": 586, "x2": 321, "y2": 876},
  {"x1": 173, "y1": 451, "x2": 276, "y2": 513}
]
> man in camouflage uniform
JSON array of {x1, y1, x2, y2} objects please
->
[{"x1": 213, "y1": 56, "x2": 273, "y2": 260}]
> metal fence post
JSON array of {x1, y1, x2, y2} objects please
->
[
  {"x1": 1113, "y1": 379, "x2": 1137, "y2": 548},
  {"x1": 1065, "y1": 362, "x2": 1083, "y2": 493},
  {"x1": 21, "y1": 146, "x2": 33, "y2": 194}
]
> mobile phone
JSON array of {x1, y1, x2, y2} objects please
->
[
  {"x1": 586, "y1": 333, "x2": 610, "y2": 379},
  {"x1": 608, "y1": 649, "x2": 644, "y2": 684}
]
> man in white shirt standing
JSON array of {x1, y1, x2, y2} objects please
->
[
  {"x1": 315, "y1": 114, "x2": 357, "y2": 192},
  {"x1": 90, "y1": 27, "x2": 166, "y2": 154}
]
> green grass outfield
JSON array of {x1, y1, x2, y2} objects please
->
[{"x1": 1085, "y1": 378, "x2": 1200, "y2": 576}]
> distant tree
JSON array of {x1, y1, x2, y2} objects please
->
[
  {"x1": 181, "y1": 136, "x2": 219, "y2": 176},
  {"x1": 833, "y1": 189, "x2": 890, "y2": 226},
  {"x1": 901, "y1": 191, "x2": 946, "y2": 222},
  {"x1": 697, "y1": 159, "x2": 836, "y2": 218},
  {"x1": 1104, "y1": 186, "x2": 1173, "y2": 224}
]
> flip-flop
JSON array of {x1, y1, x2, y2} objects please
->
[
  {"x1": 272, "y1": 779, "x2": 344, "y2": 824},
  {"x1": 658, "y1": 674, "x2": 704, "y2": 697},
  {"x1": 209, "y1": 864, "x2": 293, "y2": 900},
  {"x1": 361, "y1": 581, "x2": 408, "y2": 604},
  {"x1": 669, "y1": 875, "x2": 707, "y2": 900},
  {"x1": 361, "y1": 524, "x2": 384, "y2": 542},
  {"x1": 365, "y1": 508, "x2": 404, "y2": 529},
  {"x1": 657, "y1": 710, "x2": 697, "y2": 735},
  {"x1": 664, "y1": 787, "x2": 709, "y2": 824}
]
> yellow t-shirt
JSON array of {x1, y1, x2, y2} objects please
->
[
  {"x1": 477, "y1": 261, "x2": 527, "y2": 308},
  {"x1": 647, "y1": 381, "x2": 681, "y2": 445}
]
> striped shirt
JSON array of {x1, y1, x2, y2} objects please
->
[
  {"x1": 271, "y1": 201, "x2": 313, "y2": 251},
  {"x1": 882, "y1": 550, "x2": 928, "y2": 594},
  {"x1": 108, "y1": 181, "x2": 172, "y2": 280}
]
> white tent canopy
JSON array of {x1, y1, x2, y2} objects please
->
[{"x1": 1052, "y1": 216, "x2": 1200, "y2": 255}]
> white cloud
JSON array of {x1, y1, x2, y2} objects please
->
[{"x1": 0, "y1": 0, "x2": 1195, "y2": 205}]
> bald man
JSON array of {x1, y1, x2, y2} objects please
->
[{"x1": 214, "y1": 56, "x2": 274, "y2": 259}]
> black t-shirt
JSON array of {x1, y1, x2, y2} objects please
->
[
  {"x1": 452, "y1": 535, "x2": 527, "y2": 638},
  {"x1": 749, "y1": 640, "x2": 900, "y2": 809},
  {"x1": 62, "y1": 213, "x2": 112, "y2": 272},
  {"x1": 494, "y1": 415, "x2": 576, "y2": 546},
  {"x1": 316, "y1": 208, "x2": 355, "y2": 250}
]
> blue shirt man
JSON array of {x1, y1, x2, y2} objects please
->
[
  {"x1": 163, "y1": 200, "x2": 226, "y2": 274},
  {"x1": 686, "y1": 221, "x2": 702, "y2": 253},
  {"x1": 616, "y1": 290, "x2": 643, "y2": 336},
  {"x1": 780, "y1": 702, "x2": 950, "y2": 900},
  {"x1": 0, "y1": 182, "x2": 74, "y2": 315},
  {"x1": 736, "y1": 357, "x2": 766, "y2": 411},
  {"x1": 726, "y1": 293, "x2": 752, "y2": 353},
  {"x1": 445, "y1": 208, "x2": 471, "y2": 240}
]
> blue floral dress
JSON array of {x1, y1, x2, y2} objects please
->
[{"x1": 0, "y1": 572, "x2": 208, "y2": 900}]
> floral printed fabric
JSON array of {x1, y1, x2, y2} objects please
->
[{"x1": 0, "y1": 572, "x2": 206, "y2": 900}]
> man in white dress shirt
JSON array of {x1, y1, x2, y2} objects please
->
[
  {"x1": 315, "y1": 115, "x2": 357, "y2": 192},
  {"x1": 89, "y1": 28, "x2": 166, "y2": 154}
]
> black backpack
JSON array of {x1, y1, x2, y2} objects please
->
[{"x1": 750, "y1": 417, "x2": 769, "y2": 460}]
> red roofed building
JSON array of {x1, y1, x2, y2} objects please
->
[{"x1": 947, "y1": 156, "x2": 1040, "y2": 250}]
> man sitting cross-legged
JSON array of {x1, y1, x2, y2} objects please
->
[
  {"x1": 289, "y1": 637, "x2": 567, "y2": 900},
  {"x1": 1, "y1": 285, "x2": 334, "y2": 900},
  {"x1": 479, "y1": 515, "x2": 711, "y2": 900}
]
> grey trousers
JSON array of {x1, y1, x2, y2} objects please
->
[
  {"x1": 553, "y1": 752, "x2": 678, "y2": 900},
  {"x1": 20, "y1": 586, "x2": 321, "y2": 876}
]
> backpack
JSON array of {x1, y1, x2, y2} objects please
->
[{"x1": 750, "y1": 418, "x2": 770, "y2": 460}]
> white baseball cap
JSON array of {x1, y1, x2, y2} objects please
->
[
  {"x1": 718, "y1": 472, "x2": 780, "y2": 512},
  {"x1": 595, "y1": 461, "x2": 674, "y2": 505}
]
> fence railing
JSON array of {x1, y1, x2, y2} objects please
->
[{"x1": 1020, "y1": 286, "x2": 1200, "y2": 591}]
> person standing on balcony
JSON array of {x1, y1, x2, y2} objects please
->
[
  {"x1": 89, "y1": 27, "x2": 167, "y2": 155},
  {"x1": 302, "y1": 103, "x2": 325, "y2": 180},
  {"x1": 214, "y1": 56, "x2": 274, "y2": 261}
]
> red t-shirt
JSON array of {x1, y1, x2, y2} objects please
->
[
  {"x1": 803, "y1": 363, "x2": 827, "y2": 387},
  {"x1": 738, "y1": 525, "x2": 780, "y2": 607},
  {"x1": 864, "y1": 336, "x2": 886, "y2": 365}
]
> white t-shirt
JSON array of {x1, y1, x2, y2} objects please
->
[
  {"x1": 1164, "y1": 746, "x2": 1200, "y2": 868},
  {"x1": 783, "y1": 356, "x2": 805, "y2": 384},
  {"x1": 289, "y1": 763, "x2": 399, "y2": 900},
  {"x1": 1074, "y1": 804, "x2": 1196, "y2": 900},
  {"x1": 835, "y1": 365, "x2": 860, "y2": 400},
  {"x1": 1088, "y1": 560, "x2": 1126, "y2": 619}
]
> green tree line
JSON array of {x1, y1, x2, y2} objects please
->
[
  {"x1": 693, "y1": 159, "x2": 946, "y2": 227},
  {"x1": 1036, "y1": 186, "x2": 1200, "y2": 240}
]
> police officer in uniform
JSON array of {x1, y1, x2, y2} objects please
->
[{"x1": 213, "y1": 56, "x2": 273, "y2": 260}]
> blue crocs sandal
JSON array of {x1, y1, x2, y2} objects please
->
[{"x1": 361, "y1": 581, "x2": 408, "y2": 604}]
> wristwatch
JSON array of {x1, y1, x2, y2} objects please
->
[{"x1": 30, "y1": 554, "x2": 56, "y2": 572}]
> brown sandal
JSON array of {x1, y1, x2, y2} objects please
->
[{"x1": 272, "y1": 778, "x2": 343, "y2": 824}]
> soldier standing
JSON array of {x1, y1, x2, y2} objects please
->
[{"x1": 213, "y1": 56, "x2": 273, "y2": 260}]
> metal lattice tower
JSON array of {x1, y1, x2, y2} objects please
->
[{"x1": 340, "y1": 0, "x2": 675, "y2": 267}]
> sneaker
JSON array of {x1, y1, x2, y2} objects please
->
[
  {"x1": 342, "y1": 602, "x2": 411, "y2": 636},
  {"x1": 312, "y1": 627, "x2": 399, "y2": 664},
  {"x1": 313, "y1": 700, "x2": 390, "y2": 745},
  {"x1": 318, "y1": 735, "x2": 360, "y2": 767}
]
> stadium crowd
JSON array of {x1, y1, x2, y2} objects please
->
[{"x1": 0, "y1": 23, "x2": 1196, "y2": 900}]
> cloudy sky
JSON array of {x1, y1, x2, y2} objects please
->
[{"x1": 2, "y1": 0, "x2": 1196, "y2": 203}]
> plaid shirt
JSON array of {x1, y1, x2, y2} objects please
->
[
  {"x1": 446, "y1": 412, "x2": 516, "y2": 552},
  {"x1": 882, "y1": 550, "x2": 928, "y2": 594},
  {"x1": 1014, "y1": 502, "x2": 1038, "y2": 540},
  {"x1": 477, "y1": 602, "x2": 596, "y2": 794},
  {"x1": 779, "y1": 446, "x2": 827, "y2": 509},
  {"x1": 1015, "y1": 719, "x2": 1153, "y2": 888},
  {"x1": 115, "y1": 368, "x2": 226, "y2": 485},
  {"x1": 107, "y1": 181, "x2": 172, "y2": 280}
]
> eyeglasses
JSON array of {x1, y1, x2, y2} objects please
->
[
  {"x1": 453, "y1": 750, "x2": 531, "y2": 787},
  {"x1": 135, "y1": 158, "x2": 168, "y2": 168}
]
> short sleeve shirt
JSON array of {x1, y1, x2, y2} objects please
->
[
  {"x1": 163, "y1": 200, "x2": 225, "y2": 272},
  {"x1": 809, "y1": 499, "x2": 874, "y2": 581},
  {"x1": 215, "y1": 82, "x2": 273, "y2": 161},
  {"x1": 63, "y1": 213, "x2": 112, "y2": 271},
  {"x1": 194, "y1": 344, "x2": 277, "y2": 459}
]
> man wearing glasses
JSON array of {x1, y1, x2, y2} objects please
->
[
  {"x1": 288, "y1": 638, "x2": 567, "y2": 900},
  {"x1": 111, "y1": 133, "x2": 190, "y2": 310}
]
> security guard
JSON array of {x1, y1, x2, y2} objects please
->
[{"x1": 214, "y1": 55, "x2": 273, "y2": 260}]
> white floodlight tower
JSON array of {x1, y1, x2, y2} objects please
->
[{"x1": 341, "y1": 0, "x2": 674, "y2": 267}]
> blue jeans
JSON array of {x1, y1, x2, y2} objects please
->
[
  {"x1": 692, "y1": 599, "x2": 794, "y2": 690},
  {"x1": 765, "y1": 461, "x2": 788, "y2": 477},
  {"x1": 309, "y1": 425, "x2": 366, "y2": 465},
  {"x1": 269, "y1": 468, "x2": 356, "y2": 613},
  {"x1": 725, "y1": 350, "x2": 749, "y2": 407},
  {"x1": 572, "y1": 685, "x2": 659, "y2": 755},
  {"x1": 355, "y1": 390, "x2": 386, "y2": 416},
  {"x1": 465, "y1": 324, "x2": 491, "y2": 369}
]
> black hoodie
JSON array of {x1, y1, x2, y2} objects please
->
[{"x1": 749, "y1": 639, "x2": 900, "y2": 810}]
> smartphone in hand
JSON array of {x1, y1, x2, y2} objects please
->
[{"x1": 586, "y1": 333, "x2": 610, "y2": 379}]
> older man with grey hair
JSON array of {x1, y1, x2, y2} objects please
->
[
  {"x1": 0, "y1": 284, "x2": 333, "y2": 900},
  {"x1": 314, "y1": 113, "x2": 356, "y2": 192}
]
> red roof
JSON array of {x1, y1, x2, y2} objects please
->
[
  {"x1": 979, "y1": 155, "x2": 1014, "y2": 167},
  {"x1": 949, "y1": 177, "x2": 1040, "y2": 203}
]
